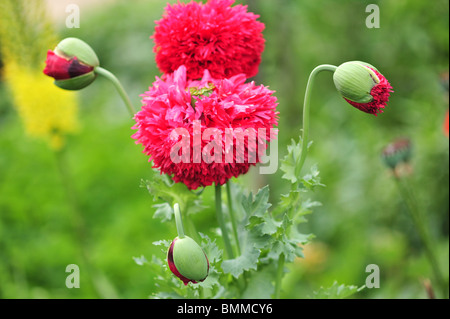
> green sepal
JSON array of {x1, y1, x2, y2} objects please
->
[
  {"x1": 333, "y1": 61, "x2": 380, "y2": 103},
  {"x1": 55, "y1": 37, "x2": 100, "y2": 67},
  {"x1": 54, "y1": 71, "x2": 97, "y2": 90}
]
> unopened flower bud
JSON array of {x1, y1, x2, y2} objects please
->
[
  {"x1": 333, "y1": 61, "x2": 393, "y2": 116},
  {"x1": 167, "y1": 236, "x2": 209, "y2": 285},
  {"x1": 381, "y1": 138, "x2": 412, "y2": 175},
  {"x1": 43, "y1": 37, "x2": 99, "y2": 90}
]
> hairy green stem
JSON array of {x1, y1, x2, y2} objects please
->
[
  {"x1": 226, "y1": 181, "x2": 241, "y2": 256},
  {"x1": 295, "y1": 64, "x2": 337, "y2": 178},
  {"x1": 215, "y1": 183, "x2": 234, "y2": 259},
  {"x1": 274, "y1": 253, "x2": 286, "y2": 299},
  {"x1": 275, "y1": 64, "x2": 337, "y2": 299},
  {"x1": 94, "y1": 66, "x2": 136, "y2": 116},
  {"x1": 173, "y1": 203, "x2": 185, "y2": 238}
]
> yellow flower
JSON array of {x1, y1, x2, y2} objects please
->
[{"x1": 3, "y1": 61, "x2": 79, "y2": 150}]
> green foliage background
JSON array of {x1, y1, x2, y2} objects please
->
[{"x1": 0, "y1": 0, "x2": 448, "y2": 298}]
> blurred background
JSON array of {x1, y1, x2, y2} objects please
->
[{"x1": 0, "y1": 0, "x2": 448, "y2": 298}]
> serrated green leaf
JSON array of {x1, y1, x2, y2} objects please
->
[
  {"x1": 246, "y1": 229, "x2": 273, "y2": 250},
  {"x1": 300, "y1": 164, "x2": 325, "y2": 190},
  {"x1": 140, "y1": 168, "x2": 202, "y2": 215},
  {"x1": 301, "y1": 198, "x2": 322, "y2": 212},
  {"x1": 195, "y1": 268, "x2": 221, "y2": 290},
  {"x1": 221, "y1": 246, "x2": 260, "y2": 278},
  {"x1": 247, "y1": 215, "x2": 281, "y2": 236},
  {"x1": 280, "y1": 138, "x2": 302, "y2": 183},
  {"x1": 152, "y1": 239, "x2": 172, "y2": 248},
  {"x1": 289, "y1": 225, "x2": 315, "y2": 246},
  {"x1": 280, "y1": 190, "x2": 302, "y2": 209},
  {"x1": 152, "y1": 202, "x2": 173, "y2": 222},
  {"x1": 310, "y1": 281, "x2": 365, "y2": 299},
  {"x1": 241, "y1": 185, "x2": 272, "y2": 218},
  {"x1": 267, "y1": 236, "x2": 299, "y2": 262},
  {"x1": 198, "y1": 232, "x2": 222, "y2": 264},
  {"x1": 152, "y1": 291, "x2": 184, "y2": 299},
  {"x1": 242, "y1": 266, "x2": 275, "y2": 299},
  {"x1": 132, "y1": 255, "x2": 148, "y2": 266}
]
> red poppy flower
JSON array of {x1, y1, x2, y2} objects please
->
[
  {"x1": 43, "y1": 50, "x2": 93, "y2": 80},
  {"x1": 132, "y1": 65, "x2": 278, "y2": 190},
  {"x1": 152, "y1": 0, "x2": 265, "y2": 81}
]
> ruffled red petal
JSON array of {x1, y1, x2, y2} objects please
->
[
  {"x1": 344, "y1": 68, "x2": 393, "y2": 116},
  {"x1": 152, "y1": 0, "x2": 265, "y2": 81},
  {"x1": 132, "y1": 65, "x2": 278, "y2": 190}
]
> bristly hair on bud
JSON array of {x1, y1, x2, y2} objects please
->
[{"x1": 333, "y1": 61, "x2": 393, "y2": 116}]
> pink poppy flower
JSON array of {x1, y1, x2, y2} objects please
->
[{"x1": 132, "y1": 65, "x2": 278, "y2": 190}]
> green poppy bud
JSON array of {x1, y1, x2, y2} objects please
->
[
  {"x1": 43, "y1": 38, "x2": 99, "y2": 90},
  {"x1": 167, "y1": 236, "x2": 209, "y2": 285},
  {"x1": 333, "y1": 61, "x2": 393, "y2": 116},
  {"x1": 55, "y1": 37, "x2": 100, "y2": 68},
  {"x1": 333, "y1": 61, "x2": 380, "y2": 104}
]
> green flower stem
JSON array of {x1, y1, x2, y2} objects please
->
[
  {"x1": 215, "y1": 183, "x2": 234, "y2": 259},
  {"x1": 226, "y1": 181, "x2": 241, "y2": 256},
  {"x1": 274, "y1": 253, "x2": 286, "y2": 299},
  {"x1": 177, "y1": 200, "x2": 201, "y2": 243},
  {"x1": 94, "y1": 66, "x2": 136, "y2": 116},
  {"x1": 275, "y1": 64, "x2": 337, "y2": 299},
  {"x1": 174, "y1": 203, "x2": 185, "y2": 239},
  {"x1": 295, "y1": 64, "x2": 337, "y2": 178},
  {"x1": 394, "y1": 176, "x2": 447, "y2": 298},
  {"x1": 225, "y1": 183, "x2": 248, "y2": 295}
]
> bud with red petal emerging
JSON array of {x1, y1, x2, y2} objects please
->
[
  {"x1": 333, "y1": 61, "x2": 393, "y2": 116},
  {"x1": 43, "y1": 37, "x2": 99, "y2": 90},
  {"x1": 167, "y1": 236, "x2": 209, "y2": 285}
]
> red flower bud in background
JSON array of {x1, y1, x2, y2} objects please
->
[
  {"x1": 43, "y1": 38, "x2": 99, "y2": 90},
  {"x1": 381, "y1": 138, "x2": 413, "y2": 177}
]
